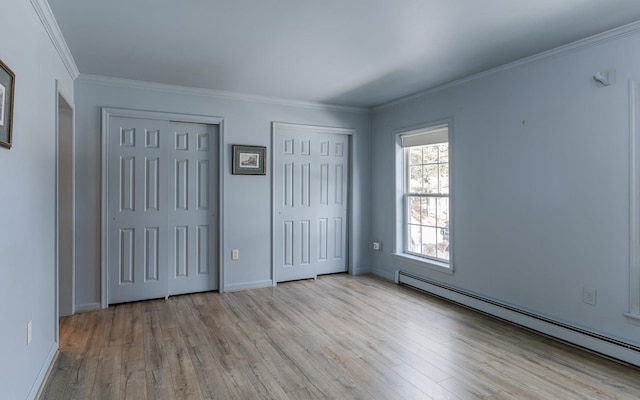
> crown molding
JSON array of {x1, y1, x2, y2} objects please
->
[
  {"x1": 77, "y1": 74, "x2": 370, "y2": 114},
  {"x1": 272, "y1": 122, "x2": 356, "y2": 136},
  {"x1": 30, "y1": 0, "x2": 79, "y2": 80},
  {"x1": 374, "y1": 19, "x2": 640, "y2": 112}
]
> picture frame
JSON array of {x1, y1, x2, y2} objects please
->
[
  {"x1": 0, "y1": 59, "x2": 15, "y2": 149},
  {"x1": 232, "y1": 145, "x2": 267, "y2": 175}
]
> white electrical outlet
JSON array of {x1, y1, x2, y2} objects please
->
[
  {"x1": 372, "y1": 242, "x2": 382, "y2": 251},
  {"x1": 231, "y1": 249, "x2": 240, "y2": 260},
  {"x1": 583, "y1": 288, "x2": 597, "y2": 306},
  {"x1": 27, "y1": 320, "x2": 32, "y2": 345}
]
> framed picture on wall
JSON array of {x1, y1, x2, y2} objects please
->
[
  {"x1": 232, "y1": 145, "x2": 267, "y2": 175},
  {"x1": 0, "y1": 59, "x2": 15, "y2": 149}
]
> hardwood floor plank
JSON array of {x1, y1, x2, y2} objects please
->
[
  {"x1": 145, "y1": 368, "x2": 173, "y2": 400},
  {"x1": 189, "y1": 345, "x2": 242, "y2": 400},
  {"x1": 263, "y1": 328, "x2": 354, "y2": 399},
  {"x1": 163, "y1": 331, "x2": 201, "y2": 399},
  {"x1": 121, "y1": 304, "x2": 145, "y2": 364},
  {"x1": 121, "y1": 368, "x2": 147, "y2": 400},
  {"x1": 174, "y1": 297, "x2": 210, "y2": 348},
  {"x1": 40, "y1": 274, "x2": 640, "y2": 400},
  {"x1": 285, "y1": 387, "x2": 325, "y2": 400},
  {"x1": 92, "y1": 360, "x2": 121, "y2": 400},
  {"x1": 104, "y1": 305, "x2": 126, "y2": 350},
  {"x1": 171, "y1": 371, "x2": 203, "y2": 400},
  {"x1": 62, "y1": 355, "x2": 99, "y2": 399},
  {"x1": 356, "y1": 354, "x2": 442, "y2": 399},
  {"x1": 389, "y1": 362, "x2": 459, "y2": 399},
  {"x1": 143, "y1": 311, "x2": 169, "y2": 372},
  {"x1": 324, "y1": 345, "x2": 406, "y2": 400},
  {"x1": 224, "y1": 367, "x2": 265, "y2": 399},
  {"x1": 251, "y1": 337, "x2": 309, "y2": 393},
  {"x1": 92, "y1": 372, "x2": 121, "y2": 400},
  {"x1": 240, "y1": 363, "x2": 291, "y2": 400}
]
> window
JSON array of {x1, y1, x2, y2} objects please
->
[{"x1": 401, "y1": 125, "x2": 450, "y2": 263}]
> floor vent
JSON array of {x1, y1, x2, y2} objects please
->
[{"x1": 395, "y1": 270, "x2": 640, "y2": 366}]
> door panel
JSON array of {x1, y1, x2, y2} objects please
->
[
  {"x1": 274, "y1": 127, "x2": 349, "y2": 282},
  {"x1": 168, "y1": 122, "x2": 218, "y2": 295},
  {"x1": 108, "y1": 117, "x2": 170, "y2": 303}
]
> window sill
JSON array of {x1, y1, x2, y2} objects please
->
[
  {"x1": 392, "y1": 252, "x2": 454, "y2": 275},
  {"x1": 624, "y1": 313, "x2": 640, "y2": 326}
]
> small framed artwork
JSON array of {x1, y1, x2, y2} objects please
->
[
  {"x1": 232, "y1": 145, "x2": 267, "y2": 175},
  {"x1": 0, "y1": 59, "x2": 15, "y2": 149}
]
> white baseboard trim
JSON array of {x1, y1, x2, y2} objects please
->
[
  {"x1": 28, "y1": 342, "x2": 58, "y2": 400},
  {"x1": 224, "y1": 280, "x2": 274, "y2": 292},
  {"x1": 395, "y1": 270, "x2": 640, "y2": 367},
  {"x1": 75, "y1": 302, "x2": 101, "y2": 312}
]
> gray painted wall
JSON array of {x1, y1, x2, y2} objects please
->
[
  {"x1": 73, "y1": 77, "x2": 372, "y2": 309},
  {"x1": 0, "y1": 1, "x2": 75, "y2": 398},
  {"x1": 370, "y1": 28, "x2": 640, "y2": 346}
]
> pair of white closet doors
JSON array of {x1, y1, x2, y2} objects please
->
[{"x1": 107, "y1": 116, "x2": 218, "y2": 304}]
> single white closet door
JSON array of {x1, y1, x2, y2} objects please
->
[
  {"x1": 274, "y1": 126, "x2": 349, "y2": 282},
  {"x1": 108, "y1": 117, "x2": 170, "y2": 303},
  {"x1": 168, "y1": 122, "x2": 219, "y2": 295}
]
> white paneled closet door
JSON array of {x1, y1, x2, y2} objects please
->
[
  {"x1": 107, "y1": 117, "x2": 218, "y2": 304},
  {"x1": 168, "y1": 122, "x2": 218, "y2": 295},
  {"x1": 108, "y1": 117, "x2": 171, "y2": 303},
  {"x1": 274, "y1": 126, "x2": 350, "y2": 282}
]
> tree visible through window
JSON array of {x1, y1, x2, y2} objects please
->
[{"x1": 403, "y1": 126, "x2": 449, "y2": 263}]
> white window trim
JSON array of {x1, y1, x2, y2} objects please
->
[
  {"x1": 627, "y1": 81, "x2": 640, "y2": 326},
  {"x1": 393, "y1": 120, "x2": 454, "y2": 275}
]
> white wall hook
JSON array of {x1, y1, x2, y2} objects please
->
[{"x1": 594, "y1": 69, "x2": 616, "y2": 86}]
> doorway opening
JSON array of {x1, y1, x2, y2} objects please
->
[{"x1": 57, "y1": 92, "x2": 74, "y2": 318}]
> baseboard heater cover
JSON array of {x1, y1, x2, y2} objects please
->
[{"x1": 395, "y1": 270, "x2": 640, "y2": 367}]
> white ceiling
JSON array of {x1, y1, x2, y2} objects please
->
[{"x1": 48, "y1": 0, "x2": 640, "y2": 108}]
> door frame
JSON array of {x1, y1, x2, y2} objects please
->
[
  {"x1": 56, "y1": 87, "x2": 75, "y2": 317},
  {"x1": 271, "y1": 122, "x2": 355, "y2": 285},
  {"x1": 54, "y1": 80, "x2": 75, "y2": 345},
  {"x1": 101, "y1": 108, "x2": 225, "y2": 308}
]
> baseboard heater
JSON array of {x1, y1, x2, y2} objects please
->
[{"x1": 394, "y1": 270, "x2": 640, "y2": 367}]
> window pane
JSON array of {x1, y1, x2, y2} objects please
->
[
  {"x1": 408, "y1": 224, "x2": 421, "y2": 253},
  {"x1": 408, "y1": 196, "x2": 421, "y2": 224},
  {"x1": 421, "y1": 226, "x2": 437, "y2": 257},
  {"x1": 424, "y1": 164, "x2": 438, "y2": 193},
  {"x1": 423, "y1": 145, "x2": 438, "y2": 164},
  {"x1": 409, "y1": 147, "x2": 422, "y2": 166},
  {"x1": 422, "y1": 197, "x2": 437, "y2": 227},
  {"x1": 437, "y1": 237, "x2": 450, "y2": 261},
  {"x1": 438, "y1": 143, "x2": 449, "y2": 163},
  {"x1": 439, "y1": 164, "x2": 449, "y2": 194},
  {"x1": 437, "y1": 198, "x2": 449, "y2": 228},
  {"x1": 409, "y1": 166, "x2": 423, "y2": 193},
  {"x1": 403, "y1": 132, "x2": 450, "y2": 264}
]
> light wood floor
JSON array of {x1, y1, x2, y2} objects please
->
[{"x1": 39, "y1": 274, "x2": 640, "y2": 399}]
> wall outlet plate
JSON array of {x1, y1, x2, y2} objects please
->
[
  {"x1": 372, "y1": 242, "x2": 382, "y2": 251},
  {"x1": 231, "y1": 249, "x2": 239, "y2": 260}
]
